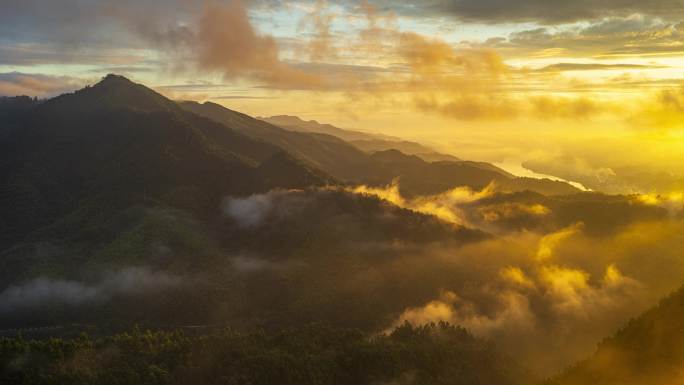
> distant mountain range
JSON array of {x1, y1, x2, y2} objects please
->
[
  {"x1": 260, "y1": 114, "x2": 462, "y2": 162},
  {"x1": 260, "y1": 114, "x2": 395, "y2": 142},
  {"x1": 185, "y1": 101, "x2": 579, "y2": 196}
]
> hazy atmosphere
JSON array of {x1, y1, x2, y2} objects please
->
[{"x1": 2, "y1": 1, "x2": 684, "y2": 385}]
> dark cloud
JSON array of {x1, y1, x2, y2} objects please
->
[
  {"x1": 367, "y1": 0, "x2": 684, "y2": 24},
  {"x1": 489, "y1": 15, "x2": 684, "y2": 57},
  {"x1": 0, "y1": 0, "x2": 329, "y2": 89},
  {"x1": 0, "y1": 0, "x2": 202, "y2": 44},
  {"x1": 0, "y1": 44, "x2": 150, "y2": 67}
]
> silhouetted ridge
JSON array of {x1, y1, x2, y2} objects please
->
[
  {"x1": 0, "y1": 76, "x2": 331, "y2": 252},
  {"x1": 40, "y1": 74, "x2": 177, "y2": 114},
  {"x1": 370, "y1": 149, "x2": 425, "y2": 165},
  {"x1": 182, "y1": 100, "x2": 580, "y2": 196}
]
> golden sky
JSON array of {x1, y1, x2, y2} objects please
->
[{"x1": 2, "y1": 0, "x2": 684, "y2": 193}]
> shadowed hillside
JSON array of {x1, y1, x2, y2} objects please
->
[
  {"x1": 0, "y1": 75, "x2": 331, "y2": 275},
  {"x1": 548, "y1": 285, "x2": 684, "y2": 385}
]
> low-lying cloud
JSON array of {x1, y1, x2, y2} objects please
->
[
  {"x1": 377, "y1": 218, "x2": 679, "y2": 375},
  {"x1": 223, "y1": 193, "x2": 278, "y2": 228},
  {"x1": 0, "y1": 267, "x2": 183, "y2": 314}
]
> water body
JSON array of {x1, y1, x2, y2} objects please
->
[{"x1": 494, "y1": 159, "x2": 590, "y2": 192}]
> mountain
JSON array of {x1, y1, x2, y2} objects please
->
[
  {"x1": 0, "y1": 96, "x2": 40, "y2": 120},
  {"x1": 260, "y1": 114, "x2": 461, "y2": 162},
  {"x1": 409, "y1": 151, "x2": 462, "y2": 163},
  {"x1": 548, "y1": 285, "x2": 684, "y2": 385},
  {"x1": 183, "y1": 102, "x2": 579, "y2": 196},
  {"x1": 0, "y1": 75, "x2": 490, "y2": 330},
  {"x1": 179, "y1": 101, "x2": 372, "y2": 181},
  {"x1": 366, "y1": 150, "x2": 577, "y2": 196},
  {"x1": 0, "y1": 96, "x2": 40, "y2": 140},
  {"x1": 0, "y1": 75, "x2": 578, "y2": 320},
  {"x1": 349, "y1": 138, "x2": 461, "y2": 161},
  {"x1": 0, "y1": 75, "x2": 330, "y2": 267},
  {"x1": 260, "y1": 114, "x2": 385, "y2": 141}
]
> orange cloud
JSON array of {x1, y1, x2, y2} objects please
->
[
  {"x1": 0, "y1": 73, "x2": 85, "y2": 97},
  {"x1": 195, "y1": 1, "x2": 322, "y2": 90},
  {"x1": 299, "y1": 0, "x2": 337, "y2": 61}
]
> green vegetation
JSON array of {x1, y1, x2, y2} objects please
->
[{"x1": 0, "y1": 323, "x2": 532, "y2": 385}]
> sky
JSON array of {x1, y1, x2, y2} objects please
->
[{"x1": 2, "y1": 0, "x2": 684, "y2": 194}]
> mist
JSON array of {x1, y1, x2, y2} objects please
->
[{"x1": 0, "y1": 267, "x2": 183, "y2": 315}]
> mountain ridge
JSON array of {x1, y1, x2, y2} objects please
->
[
  {"x1": 0, "y1": 75, "x2": 331, "y2": 253},
  {"x1": 183, "y1": 100, "x2": 580, "y2": 196}
]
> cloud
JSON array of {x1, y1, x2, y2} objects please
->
[
  {"x1": 2, "y1": 186, "x2": 680, "y2": 377},
  {"x1": 536, "y1": 63, "x2": 663, "y2": 72},
  {"x1": 389, "y1": 289, "x2": 536, "y2": 337},
  {"x1": 193, "y1": 1, "x2": 323, "y2": 89},
  {"x1": 536, "y1": 223, "x2": 583, "y2": 261},
  {"x1": 377, "y1": 219, "x2": 659, "y2": 375},
  {"x1": 631, "y1": 84, "x2": 684, "y2": 129},
  {"x1": 223, "y1": 193, "x2": 278, "y2": 227},
  {"x1": 0, "y1": 1, "x2": 323, "y2": 89},
  {"x1": 350, "y1": 181, "x2": 496, "y2": 226},
  {"x1": 495, "y1": 15, "x2": 684, "y2": 57},
  {"x1": 349, "y1": 181, "x2": 669, "y2": 236},
  {"x1": 369, "y1": 0, "x2": 684, "y2": 24},
  {"x1": 634, "y1": 192, "x2": 684, "y2": 215},
  {"x1": 2, "y1": 0, "x2": 684, "y2": 129},
  {"x1": 0, "y1": 72, "x2": 86, "y2": 97},
  {"x1": 298, "y1": 0, "x2": 338, "y2": 61},
  {"x1": 0, "y1": 43, "x2": 150, "y2": 67},
  {"x1": 230, "y1": 255, "x2": 276, "y2": 272},
  {"x1": 0, "y1": 267, "x2": 183, "y2": 314}
]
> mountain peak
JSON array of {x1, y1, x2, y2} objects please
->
[
  {"x1": 43, "y1": 73, "x2": 178, "y2": 113},
  {"x1": 370, "y1": 149, "x2": 424, "y2": 164},
  {"x1": 96, "y1": 73, "x2": 135, "y2": 86}
]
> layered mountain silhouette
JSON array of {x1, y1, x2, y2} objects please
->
[
  {"x1": 260, "y1": 114, "x2": 459, "y2": 161},
  {"x1": 180, "y1": 101, "x2": 372, "y2": 181},
  {"x1": 260, "y1": 114, "x2": 388, "y2": 142},
  {"x1": 182, "y1": 100, "x2": 580, "y2": 196}
]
